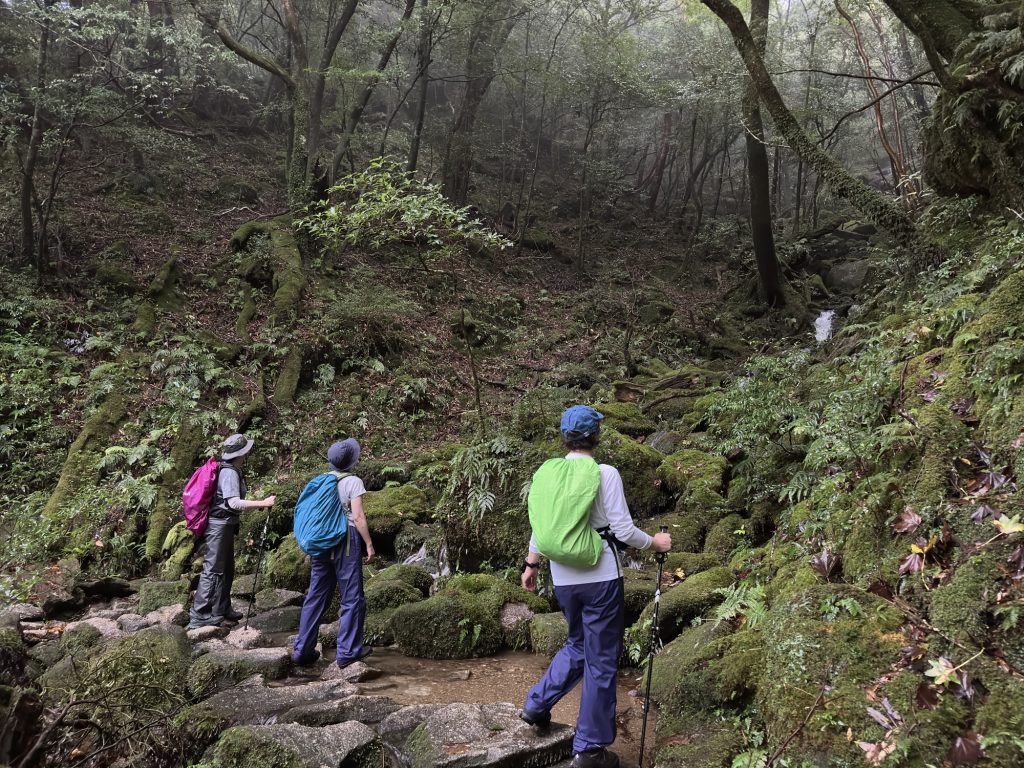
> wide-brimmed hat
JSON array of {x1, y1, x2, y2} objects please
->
[
  {"x1": 222, "y1": 433, "x2": 254, "y2": 461},
  {"x1": 328, "y1": 438, "x2": 361, "y2": 472},
  {"x1": 560, "y1": 405, "x2": 604, "y2": 437}
]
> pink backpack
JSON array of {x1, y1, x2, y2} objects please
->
[{"x1": 183, "y1": 457, "x2": 219, "y2": 537}]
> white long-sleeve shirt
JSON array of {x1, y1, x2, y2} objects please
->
[{"x1": 529, "y1": 452, "x2": 653, "y2": 586}]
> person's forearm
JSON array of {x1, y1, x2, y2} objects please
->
[
  {"x1": 352, "y1": 514, "x2": 373, "y2": 549},
  {"x1": 227, "y1": 497, "x2": 259, "y2": 511}
]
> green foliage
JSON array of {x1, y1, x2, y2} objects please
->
[
  {"x1": 712, "y1": 583, "x2": 766, "y2": 630},
  {"x1": 299, "y1": 158, "x2": 511, "y2": 258}
]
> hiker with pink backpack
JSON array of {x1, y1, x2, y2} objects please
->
[{"x1": 185, "y1": 434, "x2": 276, "y2": 630}]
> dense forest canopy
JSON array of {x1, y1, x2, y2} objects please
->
[{"x1": 1, "y1": 0, "x2": 1024, "y2": 767}]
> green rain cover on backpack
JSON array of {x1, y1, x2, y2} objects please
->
[{"x1": 528, "y1": 457, "x2": 603, "y2": 568}]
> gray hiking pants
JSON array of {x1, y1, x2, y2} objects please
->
[{"x1": 190, "y1": 517, "x2": 237, "y2": 622}]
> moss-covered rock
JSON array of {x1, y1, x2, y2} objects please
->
[
  {"x1": 364, "y1": 608, "x2": 398, "y2": 646},
  {"x1": 391, "y1": 592, "x2": 502, "y2": 659},
  {"x1": 653, "y1": 725, "x2": 743, "y2": 768},
  {"x1": 0, "y1": 624, "x2": 26, "y2": 685},
  {"x1": 362, "y1": 484, "x2": 430, "y2": 547},
  {"x1": 593, "y1": 401, "x2": 656, "y2": 437},
  {"x1": 529, "y1": 613, "x2": 568, "y2": 656},
  {"x1": 622, "y1": 570, "x2": 657, "y2": 627},
  {"x1": 626, "y1": 567, "x2": 733, "y2": 647},
  {"x1": 594, "y1": 428, "x2": 670, "y2": 519},
  {"x1": 656, "y1": 449, "x2": 728, "y2": 506},
  {"x1": 702, "y1": 514, "x2": 748, "y2": 557},
  {"x1": 137, "y1": 579, "x2": 189, "y2": 615},
  {"x1": 188, "y1": 646, "x2": 291, "y2": 697},
  {"x1": 370, "y1": 564, "x2": 433, "y2": 596},
  {"x1": 664, "y1": 552, "x2": 723, "y2": 577},
  {"x1": 365, "y1": 580, "x2": 424, "y2": 613},
  {"x1": 263, "y1": 534, "x2": 311, "y2": 591},
  {"x1": 649, "y1": 621, "x2": 733, "y2": 716},
  {"x1": 205, "y1": 722, "x2": 382, "y2": 768},
  {"x1": 158, "y1": 520, "x2": 200, "y2": 581}
]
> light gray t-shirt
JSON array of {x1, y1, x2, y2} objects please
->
[
  {"x1": 213, "y1": 464, "x2": 247, "y2": 521},
  {"x1": 335, "y1": 473, "x2": 367, "y2": 515}
]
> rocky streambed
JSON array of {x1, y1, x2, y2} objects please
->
[{"x1": 3, "y1": 569, "x2": 654, "y2": 768}]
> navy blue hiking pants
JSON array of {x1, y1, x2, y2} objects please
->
[
  {"x1": 293, "y1": 529, "x2": 366, "y2": 663},
  {"x1": 524, "y1": 577, "x2": 625, "y2": 753}
]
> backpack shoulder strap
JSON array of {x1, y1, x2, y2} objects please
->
[{"x1": 328, "y1": 472, "x2": 354, "y2": 508}]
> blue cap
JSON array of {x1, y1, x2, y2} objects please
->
[
  {"x1": 328, "y1": 438, "x2": 361, "y2": 471},
  {"x1": 560, "y1": 405, "x2": 604, "y2": 437}
]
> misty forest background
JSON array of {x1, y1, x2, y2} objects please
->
[{"x1": 2, "y1": 0, "x2": 1024, "y2": 767}]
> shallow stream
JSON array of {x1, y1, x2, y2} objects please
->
[{"x1": 279, "y1": 646, "x2": 653, "y2": 767}]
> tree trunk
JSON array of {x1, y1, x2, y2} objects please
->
[
  {"x1": 646, "y1": 112, "x2": 673, "y2": 214},
  {"x1": 406, "y1": 0, "x2": 434, "y2": 176},
  {"x1": 744, "y1": 0, "x2": 783, "y2": 307},
  {"x1": 331, "y1": 0, "x2": 417, "y2": 180},
  {"x1": 21, "y1": 2, "x2": 53, "y2": 268},
  {"x1": 700, "y1": 0, "x2": 942, "y2": 264},
  {"x1": 880, "y1": 0, "x2": 974, "y2": 60},
  {"x1": 442, "y1": 1, "x2": 520, "y2": 204}
]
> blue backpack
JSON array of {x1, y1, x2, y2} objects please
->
[{"x1": 294, "y1": 472, "x2": 350, "y2": 557}]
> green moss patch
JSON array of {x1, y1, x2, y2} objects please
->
[
  {"x1": 626, "y1": 567, "x2": 733, "y2": 647},
  {"x1": 263, "y1": 534, "x2": 311, "y2": 591},
  {"x1": 595, "y1": 428, "x2": 670, "y2": 519}
]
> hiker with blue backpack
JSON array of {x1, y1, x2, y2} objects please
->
[
  {"x1": 188, "y1": 434, "x2": 277, "y2": 630},
  {"x1": 520, "y1": 406, "x2": 672, "y2": 768},
  {"x1": 291, "y1": 438, "x2": 377, "y2": 669}
]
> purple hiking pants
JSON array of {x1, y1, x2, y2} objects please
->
[
  {"x1": 293, "y1": 529, "x2": 366, "y2": 664},
  {"x1": 525, "y1": 577, "x2": 625, "y2": 753}
]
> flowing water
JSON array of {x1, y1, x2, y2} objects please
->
[{"x1": 814, "y1": 309, "x2": 836, "y2": 342}]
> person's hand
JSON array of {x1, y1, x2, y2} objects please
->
[
  {"x1": 521, "y1": 567, "x2": 537, "y2": 593},
  {"x1": 652, "y1": 532, "x2": 672, "y2": 553},
  {"x1": 262, "y1": 495, "x2": 277, "y2": 508},
  {"x1": 365, "y1": 544, "x2": 376, "y2": 563}
]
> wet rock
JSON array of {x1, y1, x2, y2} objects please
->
[
  {"x1": 387, "y1": 702, "x2": 573, "y2": 767},
  {"x1": 191, "y1": 673, "x2": 358, "y2": 727},
  {"x1": 224, "y1": 626, "x2": 270, "y2": 649},
  {"x1": 253, "y1": 588, "x2": 304, "y2": 612},
  {"x1": 1, "y1": 604, "x2": 44, "y2": 623},
  {"x1": 144, "y1": 603, "x2": 188, "y2": 627},
  {"x1": 281, "y1": 694, "x2": 401, "y2": 727},
  {"x1": 824, "y1": 260, "x2": 870, "y2": 295},
  {"x1": 358, "y1": 679, "x2": 397, "y2": 693},
  {"x1": 230, "y1": 573, "x2": 256, "y2": 597},
  {"x1": 63, "y1": 617, "x2": 121, "y2": 639},
  {"x1": 246, "y1": 605, "x2": 302, "y2": 633},
  {"x1": 187, "y1": 625, "x2": 231, "y2": 642},
  {"x1": 188, "y1": 642, "x2": 291, "y2": 695},
  {"x1": 322, "y1": 661, "x2": 381, "y2": 683},
  {"x1": 644, "y1": 430, "x2": 687, "y2": 455},
  {"x1": 117, "y1": 614, "x2": 155, "y2": 633},
  {"x1": 378, "y1": 703, "x2": 438, "y2": 740},
  {"x1": 317, "y1": 622, "x2": 338, "y2": 648},
  {"x1": 205, "y1": 721, "x2": 380, "y2": 768},
  {"x1": 499, "y1": 602, "x2": 535, "y2": 649},
  {"x1": 41, "y1": 586, "x2": 84, "y2": 618},
  {"x1": 78, "y1": 577, "x2": 135, "y2": 600}
]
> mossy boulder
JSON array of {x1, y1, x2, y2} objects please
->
[
  {"x1": 622, "y1": 570, "x2": 657, "y2": 627},
  {"x1": 627, "y1": 567, "x2": 733, "y2": 647},
  {"x1": 702, "y1": 514, "x2": 748, "y2": 557},
  {"x1": 394, "y1": 521, "x2": 435, "y2": 561},
  {"x1": 137, "y1": 579, "x2": 189, "y2": 615},
  {"x1": 362, "y1": 484, "x2": 430, "y2": 554},
  {"x1": 0, "y1": 623, "x2": 26, "y2": 685},
  {"x1": 594, "y1": 428, "x2": 670, "y2": 519},
  {"x1": 205, "y1": 721, "x2": 379, "y2": 768},
  {"x1": 593, "y1": 401, "x2": 656, "y2": 437},
  {"x1": 188, "y1": 646, "x2": 291, "y2": 696},
  {"x1": 369, "y1": 564, "x2": 433, "y2": 596},
  {"x1": 656, "y1": 449, "x2": 728, "y2": 508},
  {"x1": 94, "y1": 262, "x2": 137, "y2": 294},
  {"x1": 654, "y1": 725, "x2": 743, "y2": 768},
  {"x1": 649, "y1": 621, "x2": 733, "y2": 716},
  {"x1": 365, "y1": 580, "x2": 424, "y2": 613},
  {"x1": 216, "y1": 175, "x2": 260, "y2": 204},
  {"x1": 263, "y1": 534, "x2": 311, "y2": 591},
  {"x1": 664, "y1": 552, "x2": 722, "y2": 577},
  {"x1": 529, "y1": 613, "x2": 568, "y2": 656},
  {"x1": 391, "y1": 592, "x2": 502, "y2": 659},
  {"x1": 364, "y1": 608, "x2": 398, "y2": 646}
]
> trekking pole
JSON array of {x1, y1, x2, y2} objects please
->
[
  {"x1": 638, "y1": 525, "x2": 668, "y2": 768},
  {"x1": 244, "y1": 512, "x2": 271, "y2": 630}
]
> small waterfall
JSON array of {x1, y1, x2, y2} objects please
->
[
  {"x1": 815, "y1": 310, "x2": 836, "y2": 342},
  {"x1": 402, "y1": 543, "x2": 428, "y2": 566}
]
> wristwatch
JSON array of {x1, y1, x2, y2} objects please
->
[{"x1": 523, "y1": 559, "x2": 539, "y2": 571}]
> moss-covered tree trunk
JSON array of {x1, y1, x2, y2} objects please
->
[{"x1": 700, "y1": 0, "x2": 942, "y2": 265}]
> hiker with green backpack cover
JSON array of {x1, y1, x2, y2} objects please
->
[
  {"x1": 520, "y1": 406, "x2": 672, "y2": 768},
  {"x1": 292, "y1": 438, "x2": 377, "y2": 669}
]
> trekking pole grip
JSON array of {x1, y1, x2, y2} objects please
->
[{"x1": 655, "y1": 525, "x2": 668, "y2": 564}]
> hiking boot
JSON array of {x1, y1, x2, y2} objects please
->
[
  {"x1": 519, "y1": 709, "x2": 551, "y2": 729},
  {"x1": 225, "y1": 608, "x2": 245, "y2": 622},
  {"x1": 337, "y1": 651, "x2": 374, "y2": 667},
  {"x1": 293, "y1": 650, "x2": 321, "y2": 667},
  {"x1": 571, "y1": 748, "x2": 619, "y2": 768},
  {"x1": 187, "y1": 615, "x2": 222, "y2": 631}
]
